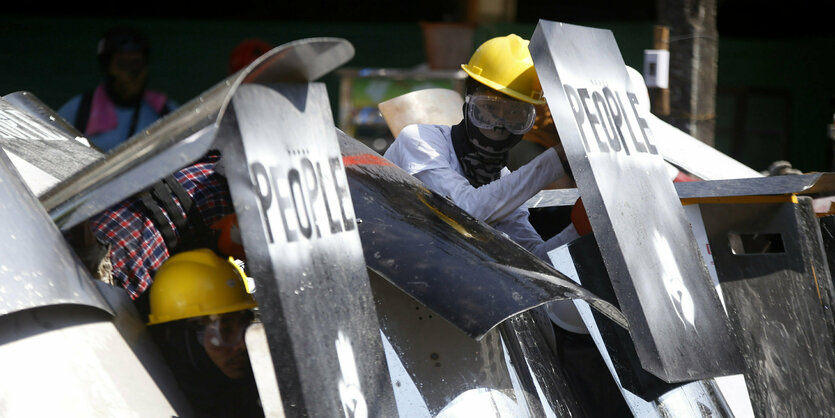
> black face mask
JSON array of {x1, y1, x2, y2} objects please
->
[
  {"x1": 104, "y1": 74, "x2": 145, "y2": 107},
  {"x1": 450, "y1": 102, "x2": 523, "y2": 187},
  {"x1": 102, "y1": 53, "x2": 149, "y2": 107}
]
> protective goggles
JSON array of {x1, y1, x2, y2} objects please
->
[
  {"x1": 194, "y1": 310, "x2": 255, "y2": 348},
  {"x1": 466, "y1": 94, "x2": 536, "y2": 135}
]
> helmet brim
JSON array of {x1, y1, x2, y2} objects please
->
[{"x1": 462, "y1": 64, "x2": 546, "y2": 105}]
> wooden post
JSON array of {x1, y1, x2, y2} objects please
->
[
  {"x1": 657, "y1": 0, "x2": 719, "y2": 147},
  {"x1": 650, "y1": 25, "x2": 670, "y2": 116},
  {"x1": 465, "y1": 0, "x2": 479, "y2": 24}
]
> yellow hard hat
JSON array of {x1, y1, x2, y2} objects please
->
[
  {"x1": 461, "y1": 34, "x2": 545, "y2": 105},
  {"x1": 147, "y1": 248, "x2": 257, "y2": 326}
]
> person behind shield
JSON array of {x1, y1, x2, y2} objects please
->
[
  {"x1": 147, "y1": 248, "x2": 264, "y2": 418},
  {"x1": 383, "y1": 34, "x2": 579, "y2": 260},
  {"x1": 57, "y1": 26, "x2": 178, "y2": 153}
]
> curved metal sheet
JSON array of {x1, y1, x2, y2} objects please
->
[
  {"x1": 337, "y1": 129, "x2": 626, "y2": 339},
  {"x1": 0, "y1": 95, "x2": 103, "y2": 195},
  {"x1": 529, "y1": 174, "x2": 835, "y2": 209},
  {"x1": 377, "y1": 88, "x2": 464, "y2": 138},
  {"x1": 526, "y1": 188, "x2": 581, "y2": 208},
  {"x1": 0, "y1": 303, "x2": 190, "y2": 416},
  {"x1": 0, "y1": 150, "x2": 111, "y2": 317},
  {"x1": 42, "y1": 38, "x2": 354, "y2": 230},
  {"x1": 370, "y1": 269, "x2": 586, "y2": 416},
  {"x1": 2, "y1": 91, "x2": 86, "y2": 139},
  {"x1": 675, "y1": 172, "x2": 835, "y2": 199}
]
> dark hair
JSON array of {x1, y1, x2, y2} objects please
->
[
  {"x1": 97, "y1": 26, "x2": 150, "y2": 67},
  {"x1": 150, "y1": 320, "x2": 262, "y2": 417},
  {"x1": 464, "y1": 77, "x2": 483, "y2": 97}
]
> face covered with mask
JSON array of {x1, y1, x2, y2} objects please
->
[
  {"x1": 467, "y1": 88, "x2": 536, "y2": 140},
  {"x1": 105, "y1": 50, "x2": 149, "y2": 107},
  {"x1": 452, "y1": 86, "x2": 537, "y2": 187},
  {"x1": 97, "y1": 26, "x2": 151, "y2": 107}
]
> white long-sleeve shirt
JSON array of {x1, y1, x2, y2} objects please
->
[{"x1": 384, "y1": 124, "x2": 578, "y2": 260}]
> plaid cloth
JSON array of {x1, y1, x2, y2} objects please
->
[{"x1": 90, "y1": 152, "x2": 233, "y2": 300}]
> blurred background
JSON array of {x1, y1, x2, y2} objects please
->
[{"x1": 2, "y1": 0, "x2": 834, "y2": 172}]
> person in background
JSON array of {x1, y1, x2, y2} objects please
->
[
  {"x1": 58, "y1": 26, "x2": 178, "y2": 153},
  {"x1": 147, "y1": 248, "x2": 263, "y2": 418}
]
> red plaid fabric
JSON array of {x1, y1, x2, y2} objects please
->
[{"x1": 90, "y1": 152, "x2": 233, "y2": 299}]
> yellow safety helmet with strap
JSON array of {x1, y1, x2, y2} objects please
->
[
  {"x1": 461, "y1": 34, "x2": 545, "y2": 105},
  {"x1": 147, "y1": 248, "x2": 256, "y2": 325}
]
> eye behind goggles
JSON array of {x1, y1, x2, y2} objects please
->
[
  {"x1": 192, "y1": 310, "x2": 255, "y2": 348},
  {"x1": 467, "y1": 95, "x2": 536, "y2": 135}
]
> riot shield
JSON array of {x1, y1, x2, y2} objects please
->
[
  {"x1": 0, "y1": 150, "x2": 110, "y2": 317},
  {"x1": 338, "y1": 129, "x2": 626, "y2": 339},
  {"x1": 530, "y1": 20, "x2": 742, "y2": 382},
  {"x1": 217, "y1": 81, "x2": 397, "y2": 417},
  {"x1": 0, "y1": 148, "x2": 192, "y2": 417},
  {"x1": 550, "y1": 235, "x2": 752, "y2": 417},
  {"x1": 680, "y1": 179, "x2": 835, "y2": 417},
  {"x1": 368, "y1": 268, "x2": 591, "y2": 416}
]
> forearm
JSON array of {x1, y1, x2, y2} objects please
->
[{"x1": 440, "y1": 147, "x2": 566, "y2": 223}]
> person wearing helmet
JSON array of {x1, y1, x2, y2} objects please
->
[
  {"x1": 383, "y1": 34, "x2": 578, "y2": 260},
  {"x1": 147, "y1": 248, "x2": 263, "y2": 418},
  {"x1": 57, "y1": 26, "x2": 178, "y2": 153}
]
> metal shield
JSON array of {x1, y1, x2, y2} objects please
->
[
  {"x1": 338, "y1": 128, "x2": 627, "y2": 339},
  {"x1": 530, "y1": 20, "x2": 742, "y2": 382},
  {"x1": 697, "y1": 196, "x2": 835, "y2": 416},
  {"x1": 0, "y1": 150, "x2": 111, "y2": 317},
  {"x1": 219, "y1": 82, "x2": 396, "y2": 417}
]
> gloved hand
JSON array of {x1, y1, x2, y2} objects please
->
[
  {"x1": 523, "y1": 104, "x2": 559, "y2": 149},
  {"x1": 674, "y1": 170, "x2": 700, "y2": 182},
  {"x1": 211, "y1": 213, "x2": 246, "y2": 260},
  {"x1": 570, "y1": 197, "x2": 592, "y2": 237}
]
